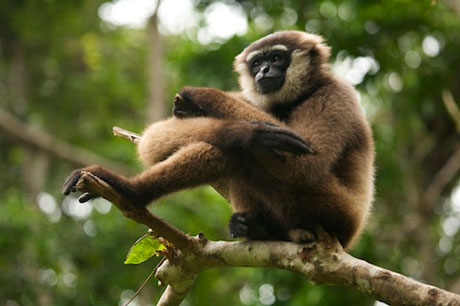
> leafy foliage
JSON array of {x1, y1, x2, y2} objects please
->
[{"x1": 124, "y1": 235, "x2": 166, "y2": 265}]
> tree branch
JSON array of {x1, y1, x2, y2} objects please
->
[
  {"x1": 442, "y1": 89, "x2": 460, "y2": 133},
  {"x1": 73, "y1": 126, "x2": 460, "y2": 306},
  {"x1": 113, "y1": 126, "x2": 142, "y2": 144},
  {"x1": 0, "y1": 108, "x2": 133, "y2": 174}
]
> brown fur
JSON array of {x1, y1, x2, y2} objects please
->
[{"x1": 63, "y1": 31, "x2": 374, "y2": 249}]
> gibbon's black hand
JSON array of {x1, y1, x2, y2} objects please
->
[
  {"x1": 62, "y1": 168, "x2": 84, "y2": 195},
  {"x1": 173, "y1": 94, "x2": 207, "y2": 118},
  {"x1": 215, "y1": 120, "x2": 314, "y2": 160},
  {"x1": 246, "y1": 121, "x2": 314, "y2": 155},
  {"x1": 62, "y1": 169, "x2": 99, "y2": 202},
  {"x1": 63, "y1": 165, "x2": 145, "y2": 205}
]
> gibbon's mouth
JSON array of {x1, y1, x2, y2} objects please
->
[{"x1": 256, "y1": 76, "x2": 284, "y2": 94}]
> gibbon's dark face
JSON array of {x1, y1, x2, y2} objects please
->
[{"x1": 247, "y1": 49, "x2": 291, "y2": 94}]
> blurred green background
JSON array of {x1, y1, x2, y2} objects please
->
[{"x1": 1, "y1": 0, "x2": 460, "y2": 305}]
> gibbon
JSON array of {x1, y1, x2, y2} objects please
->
[{"x1": 63, "y1": 31, "x2": 374, "y2": 249}]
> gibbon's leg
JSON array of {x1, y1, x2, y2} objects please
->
[
  {"x1": 63, "y1": 142, "x2": 235, "y2": 206},
  {"x1": 137, "y1": 117, "x2": 223, "y2": 166}
]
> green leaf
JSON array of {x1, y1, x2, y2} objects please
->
[{"x1": 124, "y1": 234, "x2": 166, "y2": 265}]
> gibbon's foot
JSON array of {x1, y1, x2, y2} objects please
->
[
  {"x1": 228, "y1": 211, "x2": 288, "y2": 241},
  {"x1": 173, "y1": 94, "x2": 207, "y2": 118},
  {"x1": 229, "y1": 213, "x2": 249, "y2": 238},
  {"x1": 288, "y1": 228, "x2": 316, "y2": 244},
  {"x1": 62, "y1": 165, "x2": 139, "y2": 204}
]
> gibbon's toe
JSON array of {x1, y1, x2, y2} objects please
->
[{"x1": 229, "y1": 212, "x2": 249, "y2": 238}]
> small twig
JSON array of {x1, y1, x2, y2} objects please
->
[
  {"x1": 113, "y1": 126, "x2": 142, "y2": 144},
  {"x1": 124, "y1": 258, "x2": 166, "y2": 306}
]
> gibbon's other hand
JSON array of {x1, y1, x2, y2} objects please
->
[
  {"x1": 216, "y1": 120, "x2": 314, "y2": 159},
  {"x1": 247, "y1": 120, "x2": 315, "y2": 155},
  {"x1": 63, "y1": 166, "x2": 144, "y2": 205},
  {"x1": 62, "y1": 168, "x2": 100, "y2": 202},
  {"x1": 62, "y1": 165, "x2": 120, "y2": 203},
  {"x1": 173, "y1": 94, "x2": 207, "y2": 118}
]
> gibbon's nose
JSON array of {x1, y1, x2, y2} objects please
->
[{"x1": 261, "y1": 64, "x2": 270, "y2": 74}]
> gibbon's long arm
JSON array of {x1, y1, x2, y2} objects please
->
[
  {"x1": 176, "y1": 87, "x2": 283, "y2": 124},
  {"x1": 174, "y1": 87, "x2": 314, "y2": 156},
  {"x1": 175, "y1": 82, "x2": 373, "y2": 186}
]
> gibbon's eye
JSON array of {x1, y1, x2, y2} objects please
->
[
  {"x1": 253, "y1": 60, "x2": 261, "y2": 68},
  {"x1": 272, "y1": 55, "x2": 281, "y2": 63}
]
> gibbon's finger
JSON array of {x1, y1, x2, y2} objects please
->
[
  {"x1": 273, "y1": 135, "x2": 314, "y2": 154},
  {"x1": 238, "y1": 223, "x2": 249, "y2": 233},
  {"x1": 237, "y1": 215, "x2": 246, "y2": 223},
  {"x1": 260, "y1": 136, "x2": 310, "y2": 155},
  {"x1": 247, "y1": 120, "x2": 278, "y2": 127},
  {"x1": 258, "y1": 146, "x2": 287, "y2": 161},
  {"x1": 258, "y1": 131, "x2": 314, "y2": 154},
  {"x1": 174, "y1": 94, "x2": 185, "y2": 104},
  {"x1": 261, "y1": 124, "x2": 310, "y2": 146},
  {"x1": 251, "y1": 122, "x2": 314, "y2": 153},
  {"x1": 173, "y1": 93, "x2": 206, "y2": 118},
  {"x1": 79, "y1": 192, "x2": 97, "y2": 203},
  {"x1": 172, "y1": 109, "x2": 190, "y2": 118},
  {"x1": 230, "y1": 222, "x2": 248, "y2": 238},
  {"x1": 229, "y1": 214, "x2": 249, "y2": 238},
  {"x1": 262, "y1": 128, "x2": 314, "y2": 154},
  {"x1": 268, "y1": 148, "x2": 287, "y2": 161},
  {"x1": 62, "y1": 170, "x2": 83, "y2": 195}
]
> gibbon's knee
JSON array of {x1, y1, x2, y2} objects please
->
[
  {"x1": 137, "y1": 117, "x2": 231, "y2": 166},
  {"x1": 137, "y1": 118, "x2": 183, "y2": 166}
]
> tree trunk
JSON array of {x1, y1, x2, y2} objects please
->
[
  {"x1": 8, "y1": 39, "x2": 50, "y2": 203},
  {"x1": 147, "y1": 0, "x2": 167, "y2": 122}
]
